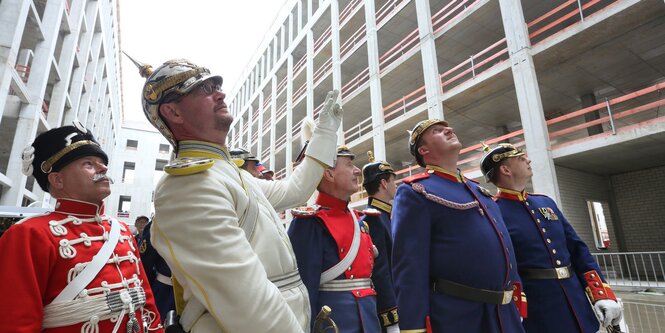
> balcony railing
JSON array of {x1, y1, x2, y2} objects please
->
[{"x1": 593, "y1": 251, "x2": 665, "y2": 290}]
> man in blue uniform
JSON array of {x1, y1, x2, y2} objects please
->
[
  {"x1": 361, "y1": 152, "x2": 399, "y2": 332},
  {"x1": 139, "y1": 219, "x2": 175, "y2": 320},
  {"x1": 392, "y1": 119, "x2": 525, "y2": 333},
  {"x1": 480, "y1": 143, "x2": 623, "y2": 333},
  {"x1": 288, "y1": 147, "x2": 381, "y2": 333}
]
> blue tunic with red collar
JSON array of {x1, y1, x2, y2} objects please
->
[
  {"x1": 392, "y1": 167, "x2": 524, "y2": 333},
  {"x1": 495, "y1": 189, "x2": 610, "y2": 333},
  {"x1": 139, "y1": 221, "x2": 175, "y2": 319},
  {"x1": 365, "y1": 197, "x2": 398, "y2": 330},
  {"x1": 288, "y1": 192, "x2": 380, "y2": 333}
]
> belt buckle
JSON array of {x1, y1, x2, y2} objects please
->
[
  {"x1": 556, "y1": 266, "x2": 570, "y2": 279},
  {"x1": 502, "y1": 290, "x2": 513, "y2": 305}
]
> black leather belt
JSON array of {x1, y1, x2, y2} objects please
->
[
  {"x1": 519, "y1": 265, "x2": 572, "y2": 280},
  {"x1": 431, "y1": 279, "x2": 514, "y2": 305}
]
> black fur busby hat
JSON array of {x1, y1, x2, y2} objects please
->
[{"x1": 22, "y1": 122, "x2": 108, "y2": 192}]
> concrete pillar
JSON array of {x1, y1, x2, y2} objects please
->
[
  {"x1": 286, "y1": 55, "x2": 294, "y2": 176},
  {"x1": 270, "y1": 76, "x2": 278, "y2": 168},
  {"x1": 331, "y1": 0, "x2": 344, "y2": 145},
  {"x1": 580, "y1": 93, "x2": 604, "y2": 136},
  {"x1": 289, "y1": 13, "x2": 294, "y2": 44},
  {"x1": 247, "y1": 105, "x2": 254, "y2": 151},
  {"x1": 238, "y1": 116, "x2": 244, "y2": 148},
  {"x1": 364, "y1": 0, "x2": 386, "y2": 159},
  {"x1": 1, "y1": 0, "x2": 65, "y2": 206},
  {"x1": 281, "y1": 26, "x2": 286, "y2": 55},
  {"x1": 298, "y1": 1, "x2": 303, "y2": 31},
  {"x1": 47, "y1": 3, "x2": 85, "y2": 129},
  {"x1": 68, "y1": 2, "x2": 99, "y2": 124},
  {"x1": 498, "y1": 0, "x2": 561, "y2": 203},
  {"x1": 306, "y1": 30, "x2": 314, "y2": 118},
  {"x1": 79, "y1": 33, "x2": 103, "y2": 124},
  {"x1": 414, "y1": 0, "x2": 445, "y2": 119},
  {"x1": 257, "y1": 92, "x2": 264, "y2": 161},
  {"x1": 0, "y1": 0, "x2": 31, "y2": 126}
]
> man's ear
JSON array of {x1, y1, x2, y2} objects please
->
[
  {"x1": 47, "y1": 172, "x2": 64, "y2": 190},
  {"x1": 499, "y1": 164, "x2": 511, "y2": 177},
  {"x1": 322, "y1": 168, "x2": 335, "y2": 182},
  {"x1": 418, "y1": 145, "x2": 430, "y2": 158},
  {"x1": 159, "y1": 103, "x2": 183, "y2": 125},
  {"x1": 379, "y1": 178, "x2": 388, "y2": 190}
]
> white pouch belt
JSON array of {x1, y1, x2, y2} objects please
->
[
  {"x1": 319, "y1": 211, "x2": 361, "y2": 285},
  {"x1": 42, "y1": 287, "x2": 146, "y2": 329},
  {"x1": 319, "y1": 278, "x2": 372, "y2": 292},
  {"x1": 156, "y1": 272, "x2": 173, "y2": 286}
]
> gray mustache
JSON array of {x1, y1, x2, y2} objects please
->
[{"x1": 92, "y1": 174, "x2": 114, "y2": 184}]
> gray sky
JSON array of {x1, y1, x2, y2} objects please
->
[{"x1": 118, "y1": 0, "x2": 289, "y2": 125}]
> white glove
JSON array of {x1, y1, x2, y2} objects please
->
[
  {"x1": 305, "y1": 90, "x2": 343, "y2": 167},
  {"x1": 386, "y1": 324, "x2": 399, "y2": 333},
  {"x1": 594, "y1": 299, "x2": 622, "y2": 327}
]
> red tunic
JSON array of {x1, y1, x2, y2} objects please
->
[{"x1": 0, "y1": 199, "x2": 163, "y2": 332}]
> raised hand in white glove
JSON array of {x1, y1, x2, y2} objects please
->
[
  {"x1": 386, "y1": 324, "x2": 399, "y2": 333},
  {"x1": 315, "y1": 90, "x2": 343, "y2": 133},
  {"x1": 305, "y1": 90, "x2": 343, "y2": 167},
  {"x1": 594, "y1": 299, "x2": 622, "y2": 327}
]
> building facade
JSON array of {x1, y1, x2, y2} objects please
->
[
  {"x1": 105, "y1": 121, "x2": 172, "y2": 223},
  {"x1": 0, "y1": 0, "x2": 123, "y2": 207},
  {"x1": 226, "y1": 0, "x2": 665, "y2": 253}
]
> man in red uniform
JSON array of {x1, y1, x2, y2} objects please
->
[
  {"x1": 288, "y1": 146, "x2": 381, "y2": 333},
  {"x1": 0, "y1": 123, "x2": 163, "y2": 332}
]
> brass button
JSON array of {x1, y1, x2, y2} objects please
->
[
  {"x1": 542, "y1": 228, "x2": 546, "y2": 233},
  {"x1": 591, "y1": 273, "x2": 596, "y2": 278},
  {"x1": 510, "y1": 264, "x2": 513, "y2": 269},
  {"x1": 525, "y1": 202, "x2": 529, "y2": 206},
  {"x1": 537, "y1": 219, "x2": 541, "y2": 223},
  {"x1": 556, "y1": 260, "x2": 561, "y2": 265},
  {"x1": 552, "y1": 249, "x2": 557, "y2": 254},
  {"x1": 350, "y1": 275, "x2": 354, "y2": 279},
  {"x1": 347, "y1": 266, "x2": 352, "y2": 271},
  {"x1": 599, "y1": 291, "x2": 604, "y2": 295},
  {"x1": 531, "y1": 210, "x2": 536, "y2": 214},
  {"x1": 513, "y1": 296, "x2": 518, "y2": 301},
  {"x1": 341, "y1": 248, "x2": 345, "y2": 253},
  {"x1": 547, "y1": 239, "x2": 551, "y2": 243},
  {"x1": 594, "y1": 282, "x2": 600, "y2": 287}
]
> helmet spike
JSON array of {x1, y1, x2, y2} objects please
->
[
  {"x1": 122, "y1": 51, "x2": 154, "y2": 78},
  {"x1": 481, "y1": 141, "x2": 491, "y2": 152}
]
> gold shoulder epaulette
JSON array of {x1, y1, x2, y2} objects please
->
[
  {"x1": 362, "y1": 208, "x2": 381, "y2": 217},
  {"x1": 292, "y1": 205, "x2": 320, "y2": 217},
  {"x1": 164, "y1": 157, "x2": 214, "y2": 176}
]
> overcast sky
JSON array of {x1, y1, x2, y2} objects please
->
[{"x1": 118, "y1": 0, "x2": 289, "y2": 125}]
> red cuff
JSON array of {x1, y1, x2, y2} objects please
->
[
  {"x1": 584, "y1": 270, "x2": 616, "y2": 302},
  {"x1": 512, "y1": 282, "x2": 528, "y2": 318}
]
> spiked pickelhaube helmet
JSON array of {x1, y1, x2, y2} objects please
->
[
  {"x1": 479, "y1": 142, "x2": 526, "y2": 182},
  {"x1": 124, "y1": 53, "x2": 223, "y2": 148},
  {"x1": 362, "y1": 151, "x2": 395, "y2": 186}
]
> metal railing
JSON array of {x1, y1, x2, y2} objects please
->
[
  {"x1": 622, "y1": 300, "x2": 665, "y2": 333},
  {"x1": 593, "y1": 252, "x2": 665, "y2": 290}
]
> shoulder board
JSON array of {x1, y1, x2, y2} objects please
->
[
  {"x1": 361, "y1": 208, "x2": 381, "y2": 217},
  {"x1": 465, "y1": 177, "x2": 480, "y2": 184},
  {"x1": 476, "y1": 185, "x2": 494, "y2": 198},
  {"x1": 401, "y1": 171, "x2": 430, "y2": 184},
  {"x1": 164, "y1": 157, "x2": 214, "y2": 176},
  {"x1": 291, "y1": 205, "x2": 321, "y2": 217}
]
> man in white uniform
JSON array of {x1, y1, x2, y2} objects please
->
[{"x1": 130, "y1": 57, "x2": 342, "y2": 332}]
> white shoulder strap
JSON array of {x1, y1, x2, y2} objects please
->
[
  {"x1": 237, "y1": 185, "x2": 259, "y2": 240},
  {"x1": 320, "y1": 211, "x2": 361, "y2": 285},
  {"x1": 50, "y1": 218, "x2": 121, "y2": 304}
]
